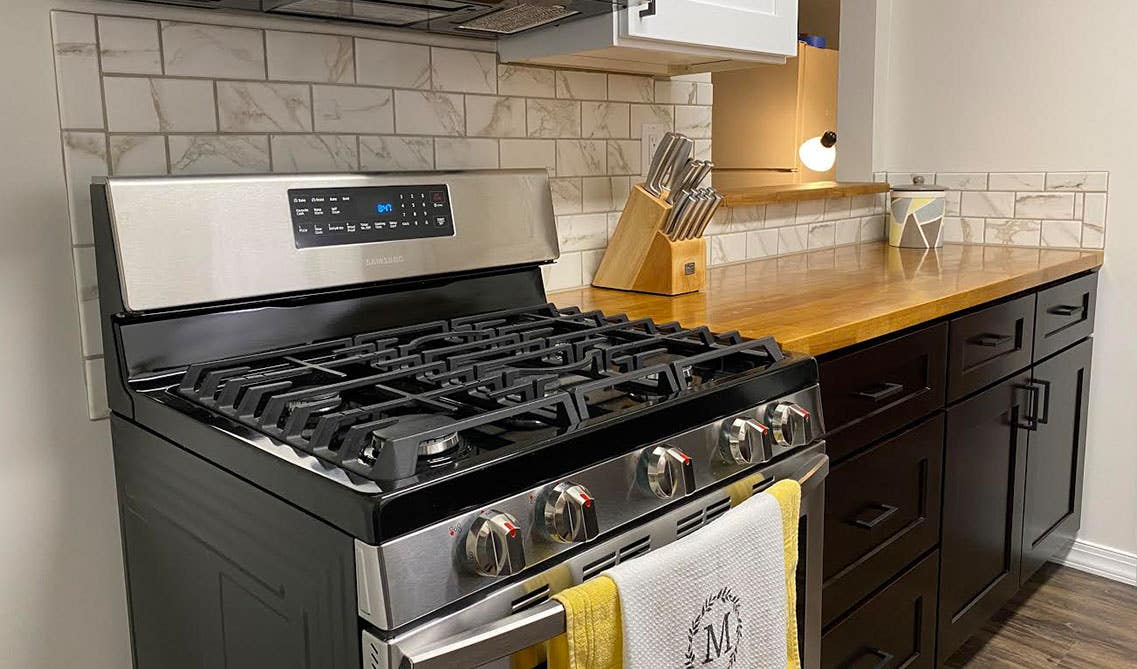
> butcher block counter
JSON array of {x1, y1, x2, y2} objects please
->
[{"x1": 549, "y1": 242, "x2": 1104, "y2": 356}]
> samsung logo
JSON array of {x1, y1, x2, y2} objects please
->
[{"x1": 365, "y1": 255, "x2": 405, "y2": 267}]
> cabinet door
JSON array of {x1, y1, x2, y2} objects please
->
[
  {"x1": 1021, "y1": 338, "x2": 1093, "y2": 584},
  {"x1": 625, "y1": 0, "x2": 798, "y2": 57},
  {"x1": 938, "y1": 372, "x2": 1031, "y2": 664}
]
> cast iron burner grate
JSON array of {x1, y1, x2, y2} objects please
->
[{"x1": 175, "y1": 304, "x2": 783, "y2": 482}]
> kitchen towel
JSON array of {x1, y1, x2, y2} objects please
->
[
  {"x1": 768, "y1": 479, "x2": 802, "y2": 669},
  {"x1": 606, "y1": 488, "x2": 791, "y2": 669},
  {"x1": 548, "y1": 574, "x2": 623, "y2": 669}
]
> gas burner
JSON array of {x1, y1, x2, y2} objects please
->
[{"x1": 176, "y1": 304, "x2": 784, "y2": 483}]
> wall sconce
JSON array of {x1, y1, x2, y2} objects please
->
[{"x1": 799, "y1": 130, "x2": 837, "y2": 172}]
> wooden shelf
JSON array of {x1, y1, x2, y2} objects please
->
[{"x1": 719, "y1": 181, "x2": 890, "y2": 207}]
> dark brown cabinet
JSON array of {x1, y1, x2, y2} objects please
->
[
  {"x1": 818, "y1": 271, "x2": 1096, "y2": 669},
  {"x1": 822, "y1": 415, "x2": 943, "y2": 626},
  {"x1": 947, "y1": 294, "x2": 1035, "y2": 402},
  {"x1": 821, "y1": 550, "x2": 939, "y2": 669},
  {"x1": 1020, "y1": 338, "x2": 1093, "y2": 584},
  {"x1": 937, "y1": 372, "x2": 1032, "y2": 664},
  {"x1": 820, "y1": 323, "x2": 947, "y2": 463}
]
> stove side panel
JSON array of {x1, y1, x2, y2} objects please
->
[{"x1": 111, "y1": 417, "x2": 361, "y2": 669}]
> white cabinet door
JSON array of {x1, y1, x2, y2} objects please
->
[{"x1": 624, "y1": 0, "x2": 798, "y2": 57}]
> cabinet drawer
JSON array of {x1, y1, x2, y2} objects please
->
[
  {"x1": 822, "y1": 415, "x2": 944, "y2": 626},
  {"x1": 820, "y1": 322, "x2": 947, "y2": 462},
  {"x1": 1034, "y1": 273, "x2": 1097, "y2": 360},
  {"x1": 821, "y1": 550, "x2": 939, "y2": 669},
  {"x1": 948, "y1": 295, "x2": 1035, "y2": 401}
]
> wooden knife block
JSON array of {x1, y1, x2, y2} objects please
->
[{"x1": 591, "y1": 184, "x2": 707, "y2": 296}]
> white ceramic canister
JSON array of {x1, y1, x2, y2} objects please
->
[{"x1": 889, "y1": 176, "x2": 947, "y2": 248}]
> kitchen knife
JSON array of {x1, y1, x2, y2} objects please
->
[
  {"x1": 644, "y1": 133, "x2": 679, "y2": 196},
  {"x1": 682, "y1": 190, "x2": 709, "y2": 238},
  {"x1": 664, "y1": 138, "x2": 694, "y2": 202},
  {"x1": 664, "y1": 189, "x2": 693, "y2": 238},
  {"x1": 678, "y1": 190, "x2": 711, "y2": 239},
  {"x1": 694, "y1": 192, "x2": 725, "y2": 239}
]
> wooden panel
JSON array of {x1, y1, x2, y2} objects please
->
[
  {"x1": 552, "y1": 244, "x2": 1103, "y2": 357},
  {"x1": 797, "y1": 45, "x2": 839, "y2": 181},
  {"x1": 1034, "y1": 272, "x2": 1097, "y2": 361},
  {"x1": 711, "y1": 52, "x2": 801, "y2": 170},
  {"x1": 939, "y1": 372, "x2": 1031, "y2": 665},
  {"x1": 719, "y1": 180, "x2": 890, "y2": 207},
  {"x1": 822, "y1": 415, "x2": 944, "y2": 627},
  {"x1": 820, "y1": 322, "x2": 947, "y2": 462},
  {"x1": 947, "y1": 294, "x2": 1036, "y2": 401},
  {"x1": 821, "y1": 550, "x2": 939, "y2": 669},
  {"x1": 1021, "y1": 338, "x2": 1093, "y2": 585}
]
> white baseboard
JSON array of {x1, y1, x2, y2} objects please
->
[{"x1": 1050, "y1": 538, "x2": 1137, "y2": 586}]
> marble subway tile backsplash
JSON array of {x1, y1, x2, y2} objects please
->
[
  {"x1": 50, "y1": 8, "x2": 714, "y2": 419},
  {"x1": 881, "y1": 171, "x2": 1108, "y2": 251}
]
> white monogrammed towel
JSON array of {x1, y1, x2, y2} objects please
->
[{"x1": 605, "y1": 492, "x2": 788, "y2": 669}]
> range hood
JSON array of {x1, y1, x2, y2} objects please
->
[{"x1": 120, "y1": 0, "x2": 627, "y2": 39}]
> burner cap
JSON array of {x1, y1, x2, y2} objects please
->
[{"x1": 419, "y1": 431, "x2": 462, "y2": 457}]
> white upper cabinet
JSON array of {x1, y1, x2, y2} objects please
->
[{"x1": 499, "y1": 0, "x2": 799, "y2": 76}]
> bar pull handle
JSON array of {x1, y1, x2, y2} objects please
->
[
  {"x1": 1031, "y1": 378, "x2": 1052, "y2": 425},
  {"x1": 1048, "y1": 304, "x2": 1085, "y2": 318},
  {"x1": 858, "y1": 647, "x2": 895, "y2": 669},
  {"x1": 970, "y1": 332, "x2": 1013, "y2": 348},
  {"x1": 852, "y1": 382, "x2": 905, "y2": 403},
  {"x1": 849, "y1": 503, "x2": 900, "y2": 530},
  {"x1": 639, "y1": 0, "x2": 657, "y2": 18},
  {"x1": 1015, "y1": 383, "x2": 1041, "y2": 431}
]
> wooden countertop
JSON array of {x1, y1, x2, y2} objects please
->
[
  {"x1": 719, "y1": 181, "x2": 890, "y2": 208},
  {"x1": 550, "y1": 243, "x2": 1104, "y2": 356}
]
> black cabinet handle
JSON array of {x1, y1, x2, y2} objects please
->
[
  {"x1": 852, "y1": 382, "x2": 906, "y2": 403},
  {"x1": 1048, "y1": 304, "x2": 1085, "y2": 318},
  {"x1": 969, "y1": 332, "x2": 1013, "y2": 348},
  {"x1": 850, "y1": 503, "x2": 900, "y2": 530},
  {"x1": 856, "y1": 647, "x2": 895, "y2": 669},
  {"x1": 639, "y1": 0, "x2": 657, "y2": 17},
  {"x1": 1031, "y1": 378, "x2": 1052, "y2": 424},
  {"x1": 1015, "y1": 383, "x2": 1041, "y2": 431}
]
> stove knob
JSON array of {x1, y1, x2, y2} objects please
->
[
  {"x1": 542, "y1": 482, "x2": 599, "y2": 543},
  {"x1": 767, "y1": 402, "x2": 813, "y2": 448},
  {"x1": 720, "y1": 417, "x2": 773, "y2": 465},
  {"x1": 640, "y1": 446, "x2": 697, "y2": 499},
  {"x1": 465, "y1": 510, "x2": 526, "y2": 577}
]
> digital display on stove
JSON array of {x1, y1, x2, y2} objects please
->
[{"x1": 288, "y1": 184, "x2": 455, "y2": 249}]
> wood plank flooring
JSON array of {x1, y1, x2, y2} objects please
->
[{"x1": 946, "y1": 564, "x2": 1137, "y2": 668}]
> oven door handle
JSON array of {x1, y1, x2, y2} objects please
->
[{"x1": 398, "y1": 452, "x2": 829, "y2": 669}]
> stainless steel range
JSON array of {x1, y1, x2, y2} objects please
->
[{"x1": 91, "y1": 169, "x2": 828, "y2": 669}]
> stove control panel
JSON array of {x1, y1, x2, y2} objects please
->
[{"x1": 288, "y1": 184, "x2": 454, "y2": 249}]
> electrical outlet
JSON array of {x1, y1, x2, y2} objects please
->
[{"x1": 641, "y1": 124, "x2": 669, "y2": 177}]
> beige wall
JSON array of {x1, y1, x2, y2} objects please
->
[
  {"x1": 868, "y1": 0, "x2": 1137, "y2": 563},
  {"x1": 0, "y1": 1, "x2": 130, "y2": 667},
  {"x1": 799, "y1": 0, "x2": 842, "y2": 49}
]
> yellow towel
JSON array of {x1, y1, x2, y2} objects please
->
[
  {"x1": 547, "y1": 575, "x2": 623, "y2": 669},
  {"x1": 767, "y1": 479, "x2": 803, "y2": 669}
]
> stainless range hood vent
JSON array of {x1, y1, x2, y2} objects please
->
[{"x1": 118, "y1": 0, "x2": 624, "y2": 39}]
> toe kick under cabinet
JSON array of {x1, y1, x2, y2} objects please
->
[{"x1": 817, "y1": 271, "x2": 1097, "y2": 668}]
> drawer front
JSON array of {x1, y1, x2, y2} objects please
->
[
  {"x1": 820, "y1": 322, "x2": 947, "y2": 463},
  {"x1": 1035, "y1": 273, "x2": 1097, "y2": 360},
  {"x1": 821, "y1": 550, "x2": 939, "y2": 669},
  {"x1": 822, "y1": 415, "x2": 944, "y2": 626},
  {"x1": 948, "y1": 294, "x2": 1035, "y2": 401}
]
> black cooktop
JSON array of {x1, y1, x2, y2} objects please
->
[{"x1": 174, "y1": 303, "x2": 784, "y2": 484}]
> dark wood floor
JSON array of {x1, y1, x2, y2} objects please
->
[{"x1": 945, "y1": 564, "x2": 1137, "y2": 668}]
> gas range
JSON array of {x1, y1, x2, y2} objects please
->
[{"x1": 93, "y1": 169, "x2": 828, "y2": 669}]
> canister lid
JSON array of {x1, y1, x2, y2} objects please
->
[{"x1": 891, "y1": 175, "x2": 946, "y2": 192}]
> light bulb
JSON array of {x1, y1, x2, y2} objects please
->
[{"x1": 799, "y1": 131, "x2": 837, "y2": 172}]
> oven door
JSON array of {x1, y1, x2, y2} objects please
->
[{"x1": 366, "y1": 445, "x2": 828, "y2": 669}]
